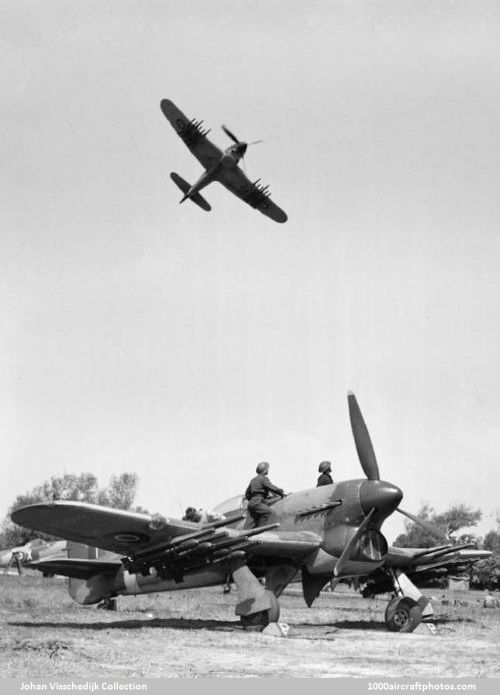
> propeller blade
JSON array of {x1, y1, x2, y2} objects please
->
[
  {"x1": 15, "y1": 555, "x2": 22, "y2": 575},
  {"x1": 396, "y1": 508, "x2": 449, "y2": 542},
  {"x1": 334, "y1": 507, "x2": 376, "y2": 576},
  {"x1": 222, "y1": 125, "x2": 240, "y2": 144},
  {"x1": 348, "y1": 392, "x2": 380, "y2": 481},
  {"x1": 247, "y1": 140, "x2": 264, "y2": 146}
]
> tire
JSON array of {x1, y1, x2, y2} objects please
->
[
  {"x1": 385, "y1": 596, "x2": 423, "y2": 633},
  {"x1": 240, "y1": 590, "x2": 280, "y2": 632}
]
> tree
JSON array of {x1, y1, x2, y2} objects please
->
[
  {"x1": 0, "y1": 472, "x2": 140, "y2": 548},
  {"x1": 470, "y1": 558, "x2": 499, "y2": 591},
  {"x1": 473, "y1": 528, "x2": 500, "y2": 590},
  {"x1": 433, "y1": 504, "x2": 482, "y2": 538},
  {"x1": 97, "y1": 473, "x2": 139, "y2": 510},
  {"x1": 483, "y1": 529, "x2": 500, "y2": 555},
  {"x1": 394, "y1": 503, "x2": 482, "y2": 548}
]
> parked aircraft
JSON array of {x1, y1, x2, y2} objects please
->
[
  {"x1": 11, "y1": 393, "x2": 488, "y2": 633},
  {"x1": 0, "y1": 539, "x2": 67, "y2": 575},
  {"x1": 160, "y1": 99, "x2": 288, "y2": 223}
]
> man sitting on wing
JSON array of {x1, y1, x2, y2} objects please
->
[{"x1": 245, "y1": 462, "x2": 285, "y2": 527}]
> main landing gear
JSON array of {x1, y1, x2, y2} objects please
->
[
  {"x1": 229, "y1": 560, "x2": 297, "y2": 632},
  {"x1": 385, "y1": 596, "x2": 423, "y2": 633},
  {"x1": 230, "y1": 560, "x2": 279, "y2": 631},
  {"x1": 240, "y1": 592, "x2": 280, "y2": 631},
  {"x1": 384, "y1": 570, "x2": 433, "y2": 633}
]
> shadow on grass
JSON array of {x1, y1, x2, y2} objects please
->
[
  {"x1": 331, "y1": 619, "x2": 386, "y2": 631},
  {"x1": 10, "y1": 617, "x2": 388, "y2": 633},
  {"x1": 9, "y1": 617, "x2": 240, "y2": 632}
]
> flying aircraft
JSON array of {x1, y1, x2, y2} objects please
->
[
  {"x1": 160, "y1": 99, "x2": 288, "y2": 223},
  {"x1": 0, "y1": 539, "x2": 67, "y2": 575},
  {"x1": 11, "y1": 393, "x2": 488, "y2": 633}
]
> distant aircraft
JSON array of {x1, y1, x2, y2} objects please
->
[
  {"x1": 160, "y1": 99, "x2": 288, "y2": 223},
  {"x1": 0, "y1": 539, "x2": 67, "y2": 575},
  {"x1": 11, "y1": 393, "x2": 490, "y2": 633}
]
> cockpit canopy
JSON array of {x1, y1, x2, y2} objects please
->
[{"x1": 211, "y1": 495, "x2": 247, "y2": 516}]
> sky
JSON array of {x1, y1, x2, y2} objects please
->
[{"x1": 2, "y1": 1, "x2": 500, "y2": 544}]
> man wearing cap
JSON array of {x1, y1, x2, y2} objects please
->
[
  {"x1": 317, "y1": 461, "x2": 333, "y2": 487},
  {"x1": 244, "y1": 462, "x2": 285, "y2": 527}
]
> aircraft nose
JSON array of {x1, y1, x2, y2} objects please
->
[{"x1": 360, "y1": 480, "x2": 403, "y2": 518}]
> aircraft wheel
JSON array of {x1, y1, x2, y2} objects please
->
[
  {"x1": 385, "y1": 596, "x2": 422, "y2": 633},
  {"x1": 240, "y1": 591, "x2": 280, "y2": 632},
  {"x1": 97, "y1": 598, "x2": 117, "y2": 611}
]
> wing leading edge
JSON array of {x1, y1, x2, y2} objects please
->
[
  {"x1": 11, "y1": 501, "x2": 202, "y2": 555},
  {"x1": 160, "y1": 99, "x2": 222, "y2": 170},
  {"x1": 217, "y1": 167, "x2": 288, "y2": 223}
]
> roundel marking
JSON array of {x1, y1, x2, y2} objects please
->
[
  {"x1": 115, "y1": 533, "x2": 142, "y2": 543},
  {"x1": 103, "y1": 531, "x2": 151, "y2": 545}
]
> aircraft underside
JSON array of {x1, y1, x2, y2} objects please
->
[{"x1": 67, "y1": 549, "x2": 432, "y2": 634}]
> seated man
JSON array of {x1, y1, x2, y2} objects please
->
[
  {"x1": 244, "y1": 462, "x2": 285, "y2": 527},
  {"x1": 182, "y1": 506, "x2": 223, "y2": 524},
  {"x1": 183, "y1": 506, "x2": 202, "y2": 523},
  {"x1": 316, "y1": 460, "x2": 333, "y2": 487}
]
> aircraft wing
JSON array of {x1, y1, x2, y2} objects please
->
[
  {"x1": 248, "y1": 531, "x2": 321, "y2": 559},
  {"x1": 160, "y1": 99, "x2": 223, "y2": 170},
  {"x1": 11, "y1": 501, "x2": 206, "y2": 556},
  {"x1": 29, "y1": 556, "x2": 122, "y2": 580},
  {"x1": 217, "y1": 167, "x2": 288, "y2": 223}
]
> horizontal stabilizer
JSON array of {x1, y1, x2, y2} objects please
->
[
  {"x1": 170, "y1": 172, "x2": 211, "y2": 211},
  {"x1": 29, "y1": 557, "x2": 121, "y2": 580}
]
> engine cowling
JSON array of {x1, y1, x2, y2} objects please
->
[{"x1": 307, "y1": 525, "x2": 388, "y2": 576}]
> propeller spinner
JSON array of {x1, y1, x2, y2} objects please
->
[{"x1": 222, "y1": 125, "x2": 263, "y2": 164}]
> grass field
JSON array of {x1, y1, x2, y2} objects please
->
[{"x1": 0, "y1": 572, "x2": 499, "y2": 678}]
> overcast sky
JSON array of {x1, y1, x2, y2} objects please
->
[{"x1": 2, "y1": 1, "x2": 500, "y2": 543}]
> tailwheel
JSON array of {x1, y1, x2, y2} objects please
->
[
  {"x1": 97, "y1": 598, "x2": 117, "y2": 611},
  {"x1": 240, "y1": 590, "x2": 280, "y2": 632},
  {"x1": 385, "y1": 596, "x2": 423, "y2": 633}
]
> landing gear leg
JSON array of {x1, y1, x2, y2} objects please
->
[
  {"x1": 385, "y1": 570, "x2": 432, "y2": 633},
  {"x1": 230, "y1": 559, "x2": 280, "y2": 632},
  {"x1": 223, "y1": 573, "x2": 232, "y2": 594}
]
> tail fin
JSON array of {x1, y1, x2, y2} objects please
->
[{"x1": 170, "y1": 172, "x2": 211, "y2": 211}]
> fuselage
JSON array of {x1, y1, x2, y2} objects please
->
[{"x1": 187, "y1": 146, "x2": 243, "y2": 198}]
